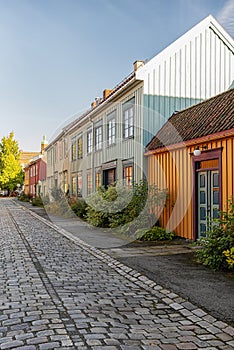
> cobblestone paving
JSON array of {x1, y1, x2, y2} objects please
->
[{"x1": 0, "y1": 199, "x2": 234, "y2": 350}]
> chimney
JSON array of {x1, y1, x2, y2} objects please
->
[
  {"x1": 41, "y1": 135, "x2": 48, "y2": 154},
  {"x1": 95, "y1": 97, "x2": 102, "y2": 104},
  {"x1": 103, "y1": 89, "x2": 113, "y2": 99},
  {"x1": 133, "y1": 60, "x2": 144, "y2": 72}
]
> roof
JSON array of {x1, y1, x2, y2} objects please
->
[
  {"x1": 146, "y1": 88, "x2": 234, "y2": 151},
  {"x1": 46, "y1": 71, "x2": 137, "y2": 149}
]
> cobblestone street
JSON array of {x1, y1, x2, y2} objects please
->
[{"x1": 0, "y1": 199, "x2": 234, "y2": 350}]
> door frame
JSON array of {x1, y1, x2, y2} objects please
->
[{"x1": 192, "y1": 148, "x2": 222, "y2": 240}]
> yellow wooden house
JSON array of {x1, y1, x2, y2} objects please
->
[{"x1": 145, "y1": 88, "x2": 234, "y2": 240}]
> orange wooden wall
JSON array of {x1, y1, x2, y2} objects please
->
[{"x1": 147, "y1": 136, "x2": 234, "y2": 240}]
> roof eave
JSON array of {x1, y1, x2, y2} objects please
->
[{"x1": 145, "y1": 128, "x2": 234, "y2": 156}]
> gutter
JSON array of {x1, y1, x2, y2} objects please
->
[{"x1": 145, "y1": 128, "x2": 234, "y2": 156}]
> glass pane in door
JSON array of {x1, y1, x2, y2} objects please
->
[
  {"x1": 197, "y1": 169, "x2": 220, "y2": 239},
  {"x1": 198, "y1": 171, "x2": 207, "y2": 238}
]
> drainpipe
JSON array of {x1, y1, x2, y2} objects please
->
[{"x1": 90, "y1": 117, "x2": 95, "y2": 193}]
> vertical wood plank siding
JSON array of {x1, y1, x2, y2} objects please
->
[
  {"x1": 140, "y1": 26, "x2": 234, "y2": 147},
  {"x1": 147, "y1": 137, "x2": 234, "y2": 239},
  {"x1": 143, "y1": 29, "x2": 233, "y2": 100},
  {"x1": 69, "y1": 84, "x2": 144, "y2": 196}
]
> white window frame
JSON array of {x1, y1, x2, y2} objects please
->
[
  {"x1": 87, "y1": 130, "x2": 93, "y2": 154},
  {"x1": 107, "y1": 117, "x2": 116, "y2": 146},
  {"x1": 77, "y1": 135, "x2": 83, "y2": 159},
  {"x1": 95, "y1": 125, "x2": 102, "y2": 151},
  {"x1": 123, "y1": 98, "x2": 134, "y2": 139}
]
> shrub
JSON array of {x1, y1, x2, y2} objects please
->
[
  {"x1": 41, "y1": 195, "x2": 50, "y2": 205},
  {"x1": 18, "y1": 192, "x2": 31, "y2": 202},
  {"x1": 50, "y1": 187, "x2": 64, "y2": 201},
  {"x1": 136, "y1": 226, "x2": 175, "y2": 241},
  {"x1": 196, "y1": 199, "x2": 234, "y2": 271},
  {"x1": 86, "y1": 180, "x2": 167, "y2": 232},
  {"x1": 70, "y1": 198, "x2": 88, "y2": 219},
  {"x1": 31, "y1": 195, "x2": 44, "y2": 207},
  {"x1": 223, "y1": 247, "x2": 234, "y2": 269},
  {"x1": 45, "y1": 186, "x2": 73, "y2": 217}
]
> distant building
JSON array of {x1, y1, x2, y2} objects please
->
[
  {"x1": 19, "y1": 151, "x2": 39, "y2": 169},
  {"x1": 23, "y1": 136, "x2": 48, "y2": 197}
]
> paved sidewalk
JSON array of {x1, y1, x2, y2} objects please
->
[{"x1": 1, "y1": 199, "x2": 234, "y2": 349}]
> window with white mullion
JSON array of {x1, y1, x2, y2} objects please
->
[
  {"x1": 95, "y1": 126, "x2": 102, "y2": 151},
  {"x1": 108, "y1": 118, "x2": 116, "y2": 146},
  {"x1": 71, "y1": 138, "x2": 77, "y2": 161},
  {"x1": 87, "y1": 130, "x2": 92, "y2": 154},
  {"x1": 77, "y1": 136, "x2": 83, "y2": 159},
  {"x1": 123, "y1": 104, "x2": 134, "y2": 139}
]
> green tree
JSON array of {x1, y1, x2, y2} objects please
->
[{"x1": 0, "y1": 132, "x2": 24, "y2": 191}]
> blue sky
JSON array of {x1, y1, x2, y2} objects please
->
[{"x1": 0, "y1": 0, "x2": 233, "y2": 151}]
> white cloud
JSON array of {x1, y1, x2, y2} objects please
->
[{"x1": 217, "y1": 0, "x2": 234, "y2": 37}]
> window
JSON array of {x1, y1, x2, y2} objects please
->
[
  {"x1": 77, "y1": 171, "x2": 82, "y2": 197},
  {"x1": 77, "y1": 136, "x2": 83, "y2": 159},
  {"x1": 63, "y1": 138, "x2": 68, "y2": 159},
  {"x1": 59, "y1": 141, "x2": 63, "y2": 160},
  {"x1": 95, "y1": 125, "x2": 102, "y2": 151},
  {"x1": 123, "y1": 98, "x2": 134, "y2": 139},
  {"x1": 123, "y1": 165, "x2": 133, "y2": 188},
  {"x1": 87, "y1": 172, "x2": 92, "y2": 195},
  {"x1": 72, "y1": 176, "x2": 77, "y2": 195},
  {"x1": 107, "y1": 117, "x2": 116, "y2": 146},
  {"x1": 63, "y1": 171, "x2": 68, "y2": 193},
  {"x1": 87, "y1": 130, "x2": 92, "y2": 154},
  {"x1": 95, "y1": 171, "x2": 101, "y2": 189},
  {"x1": 54, "y1": 144, "x2": 58, "y2": 164},
  {"x1": 72, "y1": 138, "x2": 77, "y2": 161}
]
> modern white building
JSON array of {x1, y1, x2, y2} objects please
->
[{"x1": 45, "y1": 15, "x2": 234, "y2": 198}]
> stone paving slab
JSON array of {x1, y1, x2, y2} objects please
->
[
  {"x1": 102, "y1": 246, "x2": 193, "y2": 258},
  {"x1": 0, "y1": 199, "x2": 233, "y2": 350}
]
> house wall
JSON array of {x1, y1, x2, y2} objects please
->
[
  {"x1": 137, "y1": 17, "x2": 234, "y2": 146},
  {"x1": 44, "y1": 16, "x2": 234, "y2": 201},
  {"x1": 65, "y1": 83, "x2": 144, "y2": 198},
  {"x1": 46, "y1": 135, "x2": 70, "y2": 194},
  {"x1": 24, "y1": 167, "x2": 30, "y2": 195},
  {"x1": 147, "y1": 135, "x2": 234, "y2": 240}
]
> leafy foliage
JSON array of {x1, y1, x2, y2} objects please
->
[
  {"x1": 135, "y1": 226, "x2": 175, "y2": 241},
  {"x1": 0, "y1": 132, "x2": 24, "y2": 191},
  {"x1": 86, "y1": 180, "x2": 167, "y2": 234},
  {"x1": 32, "y1": 195, "x2": 44, "y2": 207},
  {"x1": 18, "y1": 192, "x2": 31, "y2": 202},
  {"x1": 223, "y1": 247, "x2": 234, "y2": 269},
  {"x1": 196, "y1": 199, "x2": 234, "y2": 271},
  {"x1": 69, "y1": 197, "x2": 88, "y2": 219},
  {"x1": 45, "y1": 186, "x2": 74, "y2": 217},
  {"x1": 50, "y1": 187, "x2": 64, "y2": 201}
]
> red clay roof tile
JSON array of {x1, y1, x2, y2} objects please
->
[{"x1": 146, "y1": 88, "x2": 234, "y2": 151}]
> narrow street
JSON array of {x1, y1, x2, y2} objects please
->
[{"x1": 0, "y1": 199, "x2": 234, "y2": 350}]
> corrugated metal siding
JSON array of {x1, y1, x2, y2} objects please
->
[{"x1": 147, "y1": 136, "x2": 234, "y2": 239}]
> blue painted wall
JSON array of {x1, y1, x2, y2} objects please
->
[{"x1": 143, "y1": 94, "x2": 202, "y2": 147}]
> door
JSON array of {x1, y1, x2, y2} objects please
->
[
  {"x1": 103, "y1": 168, "x2": 116, "y2": 188},
  {"x1": 197, "y1": 170, "x2": 219, "y2": 238}
]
